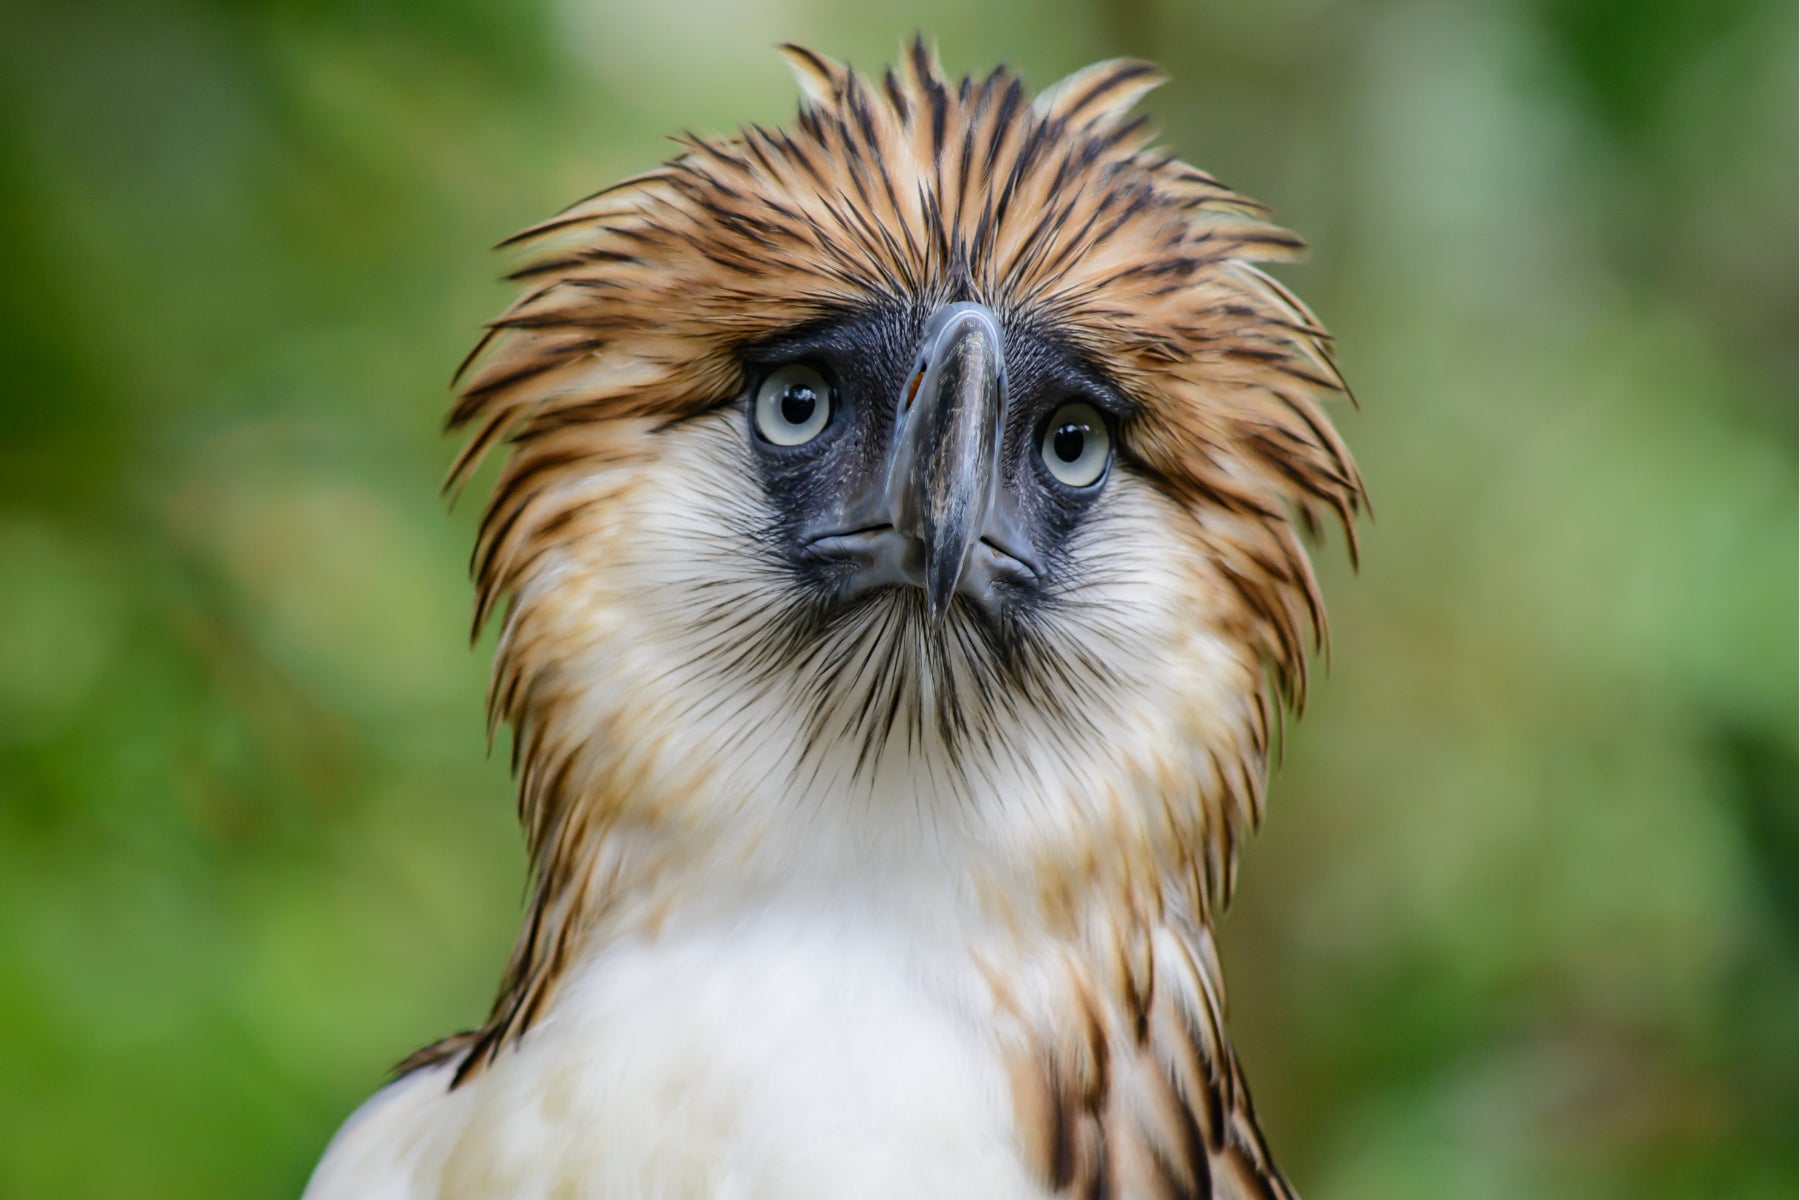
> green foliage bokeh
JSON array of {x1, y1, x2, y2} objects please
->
[{"x1": 0, "y1": 0, "x2": 1792, "y2": 1196}]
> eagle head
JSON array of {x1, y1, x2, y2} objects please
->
[{"x1": 426, "y1": 40, "x2": 1362, "y2": 1196}]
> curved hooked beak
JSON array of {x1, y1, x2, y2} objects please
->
[
  {"x1": 803, "y1": 301, "x2": 1037, "y2": 622},
  {"x1": 885, "y1": 303, "x2": 1006, "y2": 622}
]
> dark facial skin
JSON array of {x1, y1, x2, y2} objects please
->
[{"x1": 739, "y1": 301, "x2": 1127, "y2": 627}]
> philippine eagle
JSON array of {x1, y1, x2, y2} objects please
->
[{"x1": 305, "y1": 40, "x2": 1363, "y2": 1200}]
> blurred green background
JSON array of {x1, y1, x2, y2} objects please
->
[{"x1": 0, "y1": 0, "x2": 1792, "y2": 1196}]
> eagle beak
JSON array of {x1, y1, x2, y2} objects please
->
[
  {"x1": 802, "y1": 301, "x2": 1035, "y2": 621},
  {"x1": 884, "y1": 302, "x2": 1006, "y2": 623}
]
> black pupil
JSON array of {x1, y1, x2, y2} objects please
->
[
  {"x1": 1052, "y1": 423, "x2": 1088, "y2": 464},
  {"x1": 780, "y1": 384, "x2": 817, "y2": 427}
]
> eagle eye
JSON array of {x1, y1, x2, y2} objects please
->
[
  {"x1": 1039, "y1": 402, "x2": 1112, "y2": 488},
  {"x1": 753, "y1": 363, "x2": 834, "y2": 446}
]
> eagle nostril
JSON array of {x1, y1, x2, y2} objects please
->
[{"x1": 901, "y1": 369, "x2": 924, "y2": 411}]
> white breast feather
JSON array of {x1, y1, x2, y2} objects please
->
[{"x1": 306, "y1": 903, "x2": 1050, "y2": 1200}]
